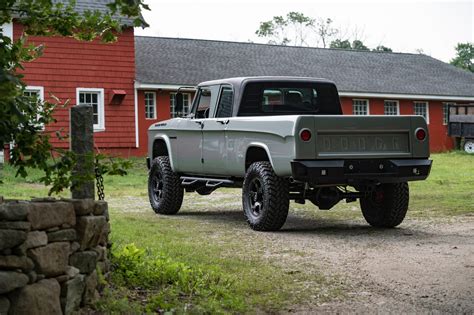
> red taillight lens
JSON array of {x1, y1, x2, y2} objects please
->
[
  {"x1": 415, "y1": 128, "x2": 426, "y2": 141},
  {"x1": 300, "y1": 129, "x2": 312, "y2": 142}
]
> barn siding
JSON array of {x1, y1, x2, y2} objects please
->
[{"x1": 14, "y1": 22, "x2": 137, "y2": 155}]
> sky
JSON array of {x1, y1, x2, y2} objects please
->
[{"x1": 134, "y1": 0, "x2": 473, "y2": 63}]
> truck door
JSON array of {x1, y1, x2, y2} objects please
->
[
  {"x1": 176, "y1": 86, "x2": 216, "y2": 175},
  {"x1": 201, "y1": 85, "x2": 233, "y2": 175}
]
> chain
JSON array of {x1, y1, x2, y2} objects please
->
[{"x1": 95, "y1": 157, "x2": 105, "y2": 200}]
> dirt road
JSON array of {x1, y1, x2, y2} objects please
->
[
  {"x1": 176, "y1": 197, "x2": 474, "y2": 314},
  {"x1": 274, "y1": 215, "x2": 474, "y2": 314}
]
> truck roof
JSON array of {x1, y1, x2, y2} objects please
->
[{"x1": 197, "y1": 76, "x2": 336, "y2": 87}]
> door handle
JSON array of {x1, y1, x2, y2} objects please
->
[
  {"x1": 216, "y1": 119, "x2": 229, "y2": 125},
  {"x1": 194, "y1": 120, "x2": 204, "y2": 129}
]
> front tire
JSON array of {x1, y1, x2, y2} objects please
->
[
  {"x1": 242, "y1": 162, "x2": 289, "y2": 231},
  {"x1": 148, "y1": 156, "x2": 184, "y2": 215},
  {"x1": 360, "y1": 182, "x2": 409, "y2": 228}
]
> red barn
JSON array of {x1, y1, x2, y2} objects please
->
[{"x1": 3, "y1": 3, "x2": 474, "y2": 158}]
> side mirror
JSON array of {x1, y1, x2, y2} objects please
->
[{"x1": 175, "y1": 92, "x2": 184, "y2": 112}]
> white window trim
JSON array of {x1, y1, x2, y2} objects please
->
[
  {"x1": 76, "y1": 88, "x2": 105, "y2": 132},
  {"x1": 414, "y1": 101, "x2": 430, "y2": 124},
  {"x1": 144, "y1": 91, "x2": 157, "y2": 120},
  {"x1": 384, "y1": 100, "x2": 400, "y2": 115},
  {"x1": 1, "y1": 22, "x2": 13, "y2": 40},
  {"x1": 442, "y1": 102, "x2": 455, "y2": 125},
  {"x1": 25, "y1": 86, "x2": 45, "y2": 130},
  {"x1": 352, "y1": 99, "x2": 370, "y2": 115},
  {"x1": 170, "y1": 92, "x2": 190, "y2": 118}
]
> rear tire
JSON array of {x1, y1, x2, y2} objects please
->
[
  {"x1": 360, "y1": 182, "x2": 409, "y2": 228},
  {"x1": 464, "y1": 139, "x2": 474, "y2": 154},
  {"x1": 148, "y1": 156, "x2": 184, "y2": 215},
  {"x1": 242, "y1": 162, "x2": 289, "y2": 231}
]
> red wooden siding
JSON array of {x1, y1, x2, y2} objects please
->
[{"x1": 14, "y1": 22, "x2": 137, "y2": 156}]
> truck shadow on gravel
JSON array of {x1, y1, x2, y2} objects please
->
[{"x1": 178, "y1": 209, "x2": 433, "y2": 238}]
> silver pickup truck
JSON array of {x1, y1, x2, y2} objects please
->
[{"x1": 147, "y1": 77, "x2": 432, "y2": 231}]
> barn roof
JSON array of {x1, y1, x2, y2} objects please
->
[
  {"x1": 135, "y1": 36, "x2": 474, "y2": 99},
  {"x1": 53, "y1": 0, "x2": 136, "y2": 26}
]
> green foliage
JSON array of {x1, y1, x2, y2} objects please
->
[
  {"x1": 0, "y1": 0, "x2": 148, "y2": 194},
  {"x1": 256, "y1": 11, "x2": 314, "y2": 46},
  {"x1": 330, "y1": 39, "x2": 372, "y2": 51},
  {"x1": 373, "y1": 45, "x2": 393, "y2": 52},
  {"x1": 108, "y1": 243, "x2": 246, "y2": 314},
  {"x1": 450, "y1": 42, "x2": 473, "y2": 72}
]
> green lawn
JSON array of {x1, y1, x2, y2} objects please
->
[{"x1": 1, "y1": 152, "x2": 472, "y2": 313}]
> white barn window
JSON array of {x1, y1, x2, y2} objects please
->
[
  {"x1": 24, "y1": 86, "x2": 44, "y2": 129},
  {"x1": 353, "y1": 99, "x2": 369, "y2": 115},
  {"x1": 144, "y1": 92, "x2": 156, "y2": 119},
  {"x1": 1, "y1": 22, "x2": 13, "y2": 40},
  {"x1": 414, "y1": 101, "x2": 429, "y2": 124},
  {"x1": 76, "y1": 88, "x2": 105, "y2": 131},
  {"x1": 443, "y1": 103, "x2": 454, "y2": 125},
  {"x1": 384, "y1": 100, "x2": 399, "y2": 115},
  {"x1": 170, "y1": 92, "x2": 190, "y2": 118}
]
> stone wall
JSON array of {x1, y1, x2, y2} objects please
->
[{"x1": 0, "y1": 198, "x2": 110, "y2": 315}]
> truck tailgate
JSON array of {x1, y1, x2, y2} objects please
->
[{"x1": 295, "y1": 115, "x2": 430, "y2": 159}]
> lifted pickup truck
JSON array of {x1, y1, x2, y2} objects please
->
[{"x1": 147, "y1": 77, "x2": 432, "y2": 231}]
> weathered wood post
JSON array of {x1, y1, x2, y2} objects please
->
[{"x1": 70, "y1": 104, "x2": 95, "y2": 199}]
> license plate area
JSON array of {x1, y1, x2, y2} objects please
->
[{"x1": 317, "y1": 132, "x2": 410, "y2": 156}]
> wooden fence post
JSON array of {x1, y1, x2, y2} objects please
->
[{"x1": 70, "y1": 105, "x2": 95, "y2": 199}]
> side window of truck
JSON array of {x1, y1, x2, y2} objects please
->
[
  {"x1": 215, "y1": 86, "x2": 233, "y2": 118},
  {"x1": 192, "y1": 85, "x2": 221, "y2": 119}
]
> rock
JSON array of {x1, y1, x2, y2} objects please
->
[
  {"x1": 47, "y1": 227, "x2": 60, "y2": 232},
  {"x1": 98, "y1": 222, "x2": 110, "y2": 247},
  {"x1": 28, "y1": 242, "x2": 70, "y2": 277},
  {"x1": 0, "y1": 296, "x2": 10, "y2": 315},
  {"x1": 93, "y1": 200, "x2": 108, "y2": 217},
  {"x1": 0, "y1": 271, "x2": 29, "y2": 294},
  {"x1": 0, "y1": 255, "x2": 33, "y2": 271},
  {"x1": 0, "y1": 221, "x2": 30, "y2": 230},
  {"x1": 0, "y1": 201, "x2": 29, "y2": 221},
  {"x1": 66, "y1": 266, "x2": 80, "y2": 279},
  {"x1": 25, "y1": 231, "x2": 48, "y2": 249},
  {"x1": 12, "y1": 243, "x2": 27, "y2": 256},
  {"x1": 70, "y1": 242, "x2": 80, "y2": 253},
  {"x1": 76, "y1": 216, "x2": 106, "y2": 250},
  {"x1": 0, "y1": 230, "x2": 26, "y2": 251},
  {"x1": 69, "y1": 251, "x2": 97, "y2": 274},
  {"x1": 97, "y1": 260, "x2": 110, "y2": 274},
  {"x1": 2, "y1": 248, "x2": 12, "y2": 255},
  {"x1": 27, "y1": 202, "x2": 75, "y2": 230},
  {"x1": 37, "y1": 274, "x2": 45, "y2": 281},
  {"x1": 47, "y1": 229, "x2": 77, "y2": 242},
  {"x1": 28, "y1": 271, "x2": 37, "y2": 283},
  {"x1": 71, "y1": 199, "x2": 95, "y2": 216},
  {"x1": 30, "y1": 197, "x2": 56, "y2": 202},
  {"x1": 9, "y1": 279, "x2": 61, "y2": 315},
  {"x1": 82, "y1": 270, "x2": 99, "y2": 306},
  {"x1": 61, "y1": 275, "x2": 85, "y2": 315},
  {"x1": 55, "y1": 275, "x2": 69, "y2": 283},
  {"x1": 94, "y1": 246, "x2": 107, "y2": 261}
]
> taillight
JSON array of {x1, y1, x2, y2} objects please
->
[
  {"x1": 300, "y1": 129, "x2": 312, "y2": 142},
  {"x1": 415, "y1": 128, "x2": 426, "y2": 141}
]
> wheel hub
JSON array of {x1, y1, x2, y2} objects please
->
[
  {"x1": 248, "y1": 178, "x2": 264, "y2": 217},
  {"x1": 152, "y1": 173, "x2": 164, "y2": 201}
]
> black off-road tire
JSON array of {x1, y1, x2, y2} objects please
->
[
  {"x1": 242, "y1": 162, "x2": 289, "y2": 231},
  {"x1": 360, "y1": 182, "x2": 409, "y2": 228},
  {"x1": 148, "y1": 156, "x2": 184, "y2": 215}
]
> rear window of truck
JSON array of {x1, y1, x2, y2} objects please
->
[{"x1": 238, "y1": 81, "x2": 342, "y2": 116}]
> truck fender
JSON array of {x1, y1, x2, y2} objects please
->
[
  {"x1": 246, "y1": 142, "x2": 275, "y2": 170},
  {"x1": 151, "y1": 135, "x2": 177, "y2": 171}
]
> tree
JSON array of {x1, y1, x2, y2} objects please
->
[
  {"x1": 329, "y1": 39, "x2": 372, "y2": 51},
  {"x1": 0, "y1": 0, "x2": 148, "y2": 194},
  {"x1": 450, "y1": 42, "x2": 474, "y2": 72},
  {"x1": 373, "y1": 45, "x2": 393, "y2": 52},
  {"x1": 329, "y1": 39, "x2": 351, "y2": 49},
  {"x1": 256, "y1": 12, "x2": 314, "y2": 46},
  {"x1": 313, "y1": 18, "x2": 338, "y2": 48}
]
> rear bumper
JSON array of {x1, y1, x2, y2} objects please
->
[{"x1": 291, "y1": 159, "x2": 432, "y2": 185}]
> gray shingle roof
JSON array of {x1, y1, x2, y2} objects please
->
[
  {"x1": 54, "y1": 0, "x2": 135, "y2": 26},
  {"x1": 135, "y1": 36, "x2": 474, "y2": 98}
]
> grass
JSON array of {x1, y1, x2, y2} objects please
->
[{"x1": 1, "y1": 151, "x2": 472, "y2": 313}]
